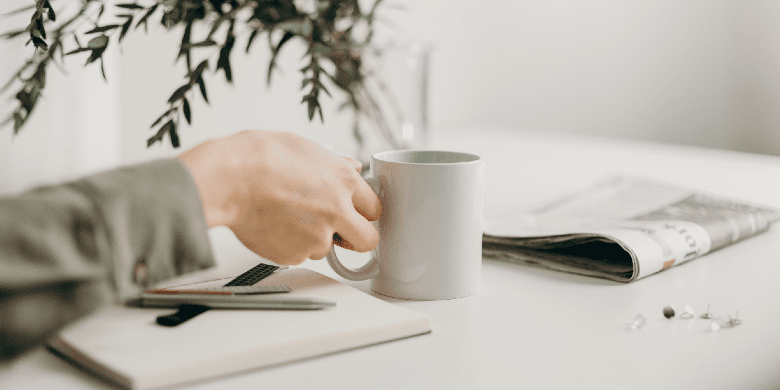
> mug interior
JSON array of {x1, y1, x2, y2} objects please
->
[{"x1": 373, "y1": 150, "x2": 480, "y2": 165}]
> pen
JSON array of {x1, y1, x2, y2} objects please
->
[
  {"x1": 145, "y1": 289, "x2": 232, "y2": 295},
  {"x1": 140, "y1": 294, "x2": 336, "y2": 310},
  {"x1": 143, "y1": 285, "x2": 292, "y2": 295}
]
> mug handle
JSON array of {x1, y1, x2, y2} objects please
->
[{"x1": 325, "y1": 177, "x2": 381, "y2": 281}]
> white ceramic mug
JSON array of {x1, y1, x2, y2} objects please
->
[{"x1": 326, "y1": 150, "x2": 484, "y2": 300}]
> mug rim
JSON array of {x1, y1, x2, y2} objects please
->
[{"x1": 372, "y1": 150, "x2": 481, "y2": 165}]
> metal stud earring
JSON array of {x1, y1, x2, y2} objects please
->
[
  {"x1": 679, "y1": 305, "x2": 694, "y2": 319},
  {"x1": 662, "y1": 305, "x2": 676, "y2": 319},
  {"x1": 700, "y1": 304, "x2": 713, "y2": 319},
  {"x1": 725, "y1": 310, "x2": 741, "y2": 327}
]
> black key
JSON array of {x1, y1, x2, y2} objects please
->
[{"x1": 223, "y1": 263, "x2": 279, "y2": 287}]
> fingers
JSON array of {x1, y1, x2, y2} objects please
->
[
  {"x1": 341, "y1": 156, "x2": 363, "y2": 173},
  {"x1": 335, "y1": 208, "x2": 379, "y2": 253},
  {"x1": 338, "y1": 154, "x2": 379, "y2": 221},
  {"x1": 351, "y1": 179, "x2": 382, "y2": 221},
  {"x1": 233, "y1": 233, "x2": 309, "y2": 265},
  {"x1": 332, "y1": 233, "x2": 354, "y2": 251}
]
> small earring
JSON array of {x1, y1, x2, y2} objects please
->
[
  {"x1": 629, "y1": 314, "x2": 646, "y2": 329},
  {"x1": 710, "y1": 317, "x2": 725, "y2": 331},
  {"x1": 679, "y1": 305, "x2": 694, "y2": 319},
  {"x1": 663, "y1": 305, "x2": 676, "y2": 319},
  {"x1": 700, "y1": 304, "x2": 713, "y2": 319},
  {"x1": 725, "y1": 310, "x2": 741, "y2": 327}
]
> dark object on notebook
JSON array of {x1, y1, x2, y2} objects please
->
[
  {"x1": 155, "y1": 263, "x2": 280, "y2": 326},
  {"x1": 156, "y1": 304, "x2": 210, "y2": 327}
]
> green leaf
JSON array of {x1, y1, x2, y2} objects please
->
[
  {"x1": 65, "y1": 47, "x2": 91, "y2": 56},
  {"x1": 185, "y1": 39, "x2": 217, "y2": 48},
  {"x1": 168, "y1": 120, "x2": 180, "y2": 147},
  {"x1": 178, "y1": 22, "x2": 193, "y2": 69},
  {"x1": 2, "y1": 4, "x2": 35, "y2": 17},
  {"x1": 85, "y1": 25, "x2": 120, "y2": 34},
  {"x1": 33, "y1": 63, "x2": 46, "y2": 89},
  {"x1": 196, "y1": 75, "x2": 208, "y2": 103},
  {"x1": 1, "y1": 29, "x2": 28, "y2": 39},
  {"x1": 85, "y1": 48, "x2": 104, "y2": 65},
  {"x1": 301, "y1": 94, "x2": 324, "y2": 122},
  {"x1": 100, "y1": 57, "x2": 107, "y2": 81},
  {"x1": 146, "y1": 134, "x2": 161, "y2": 147},
  {"x1": 168, "y1": 84, "x2": 189, "y2": 103},
  {"x1": 182, "y1": 98, "x2": 191, "y2": 124},
  {"x1": 116, "y1": 3, "x2": 145, "y2": 9},
  {"x1": 31, "y1": 36, "x2": 47, "y2": 50},
  {"x1": 276, "y1": 18, "x2": 312, "y2": 38},
  {"x1": 87, "y1": 35, "x2": 108, "y2": 49},
  {"x1": 267, "y1": 32, "x2": 294, "y2": 84},
  {"x1": 147, "y1": 120, "x2": 171, "y2": 147},
  {"x1": 45, "y1": 4, "x2": 55, "y2": 21},
  {"x1": 207, "y1": 14, "x2": 227, "y2": 39},
  {"x1": 218, "y1": 55, "x2": 232, "y2": 83},
  {"x1": 307, "y1": 98, "x2": 316, "y2": 121},
  {"x1": 13, "y1": 111, "x2": 24, "y2": 134},
  {"x1": 150, "y1": 107, "x2": 176, "y2": 127},
  {"x1": 322, "y1": 67, "x2": 338, "y2": 82},
  {"x1": 135, "y1": 4, "x2": 158, "y2": 32},
  {"x1": 246, "y1": 29, "x2": 259, "y2": 53},
  {"x1": 119, "y1": 18, "x2": 133, "y2": 43},
  {"x1": 319, "y1": 82, "x2": 331, "y2": 97},
  {"x1": 35, "y1": 18, "x2": 46, "y2": 40},
  {"x1": 180, "y1": 22, "x2": 192, "y2": 46},
  {"x1": 16, "y1": 91, "x2": 33, "y2": 112},
  {"x1": 310, "y1": 42, "x2": 335, "y2": 58},
  {"x1": 189, "y1": 60, "x2": 209, "y2": 80},
  {"x1": 216, "y1": 24, "x2": 235, "y2": 83}
]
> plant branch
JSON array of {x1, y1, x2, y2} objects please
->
[{"x1": 2, "y1": 0, "x2": 392, "y2": 149}]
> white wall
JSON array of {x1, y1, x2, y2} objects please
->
[
  {"x1": 3, "y1": 0, "x2": 780, "y2": 188},
  {"x1": 393, "y1": 0, "x2": 780, "y2": 155},
  {"x1": 732, "y1": 1, "x2": 780, "y2": 155},
  {"x1": 0, "y1": 1, "x2": 122, "y2": 193},
  {"x1": 116, "y1": 0, "x2": 780, "y2": 160}
]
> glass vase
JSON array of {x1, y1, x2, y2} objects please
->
[{"x1": 353, "y1": 42, "x2": 432, "y2": 169}]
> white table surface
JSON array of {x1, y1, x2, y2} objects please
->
[{"x1": 3, "y1": 127, "x2": 780, "y2": 390}]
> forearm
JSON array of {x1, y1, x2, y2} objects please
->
[{"x1": 0, "y1": 159, "x2": 215, "y2": 360}]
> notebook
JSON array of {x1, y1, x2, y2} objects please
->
[{"x1": 47, "y1": 268, "x2": 431, "y2": 390}]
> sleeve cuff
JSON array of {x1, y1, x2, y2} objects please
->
[{"x1": 69, "y1": 159, "x2": 216, "y2": 300}]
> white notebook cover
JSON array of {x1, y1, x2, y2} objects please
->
[{"x1": 48, "y1": 268, "x2": 431, "y2": 390}]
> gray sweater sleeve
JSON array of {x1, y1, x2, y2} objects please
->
[{"x1": 0, "y1": 159, "x2": 215, "y2": 360}]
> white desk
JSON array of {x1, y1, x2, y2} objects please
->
[{"x1": 3, "y1": 127, "x2": 780, "y2": 389}]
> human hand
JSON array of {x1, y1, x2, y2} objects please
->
[{"x1": 177, "y1": 130, "x2": 381, "y2": 265}]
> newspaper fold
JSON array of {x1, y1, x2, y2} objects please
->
[{"x1": 482, "y1": 177, "x2": 780, "y2": 282}]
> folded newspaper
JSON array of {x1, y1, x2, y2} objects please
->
[{"x1": 482, "y1": 177, "x2": 780, "y2": 282}]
